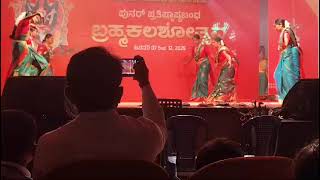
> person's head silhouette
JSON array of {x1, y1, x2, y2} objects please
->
[
  {"x1": 1, "y1": 109, "x2": 37, "y2": 166},
  {"x1": 65, "y1": 46, "x2": 123, "y2": 112},
  {"x1": 294, "y1": 139, "x2": 319, "y2": 180}
]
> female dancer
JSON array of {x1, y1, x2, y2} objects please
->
[
  {"x1": 274, "y1": 18, "x2": 301, "y2": 102},
  {"x1": 190, "y1": 34, "x2": 214, "y2": 101},
  {"x1": 206, "y1": 36, "x2": 238, "y2": 103},
  {"x1": 7, "y1": 11, "x2": 51, "y2": 77},
  {"x1": 37, "y1": 33, "x2": 54, "y2": 62}
]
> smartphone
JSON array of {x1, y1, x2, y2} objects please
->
[{"x1": 120, "y1": 58, "x2": 137, "y2": 77}]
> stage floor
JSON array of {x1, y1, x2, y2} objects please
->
[{"x1": 118, "y1": 101, "x2": 282, "y2": 109}]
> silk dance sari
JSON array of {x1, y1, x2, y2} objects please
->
[
  {"x1": 206, "y1": 46, "x2": 238, "y2": 103},
  {"x1": 9, "y1": 39, "x2": 52, "y2": 77},
  {"x1": 274, "y1": 27, "x2": 301, "y2": 101},
  {"x1": 191, "y1": 44, "x2": 211, "y2": 99},
  {"x1": 7, "y1": 14, "x2": 52, "y2": 78}
]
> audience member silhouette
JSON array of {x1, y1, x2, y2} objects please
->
[
  {"x1": 32, "y1": 46, "x2": 166, "y2": 179},
  {"x1": 1, "y1": 109, "x2": 37, "y2": 180},
  {"x1": 196, "y1": 137, "x2": 244, "y2": 169},
  {"x1": 294, "y1": 138, "x2": 319, "y2": 180}
]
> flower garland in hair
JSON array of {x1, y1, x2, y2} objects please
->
[
  {"x1": 202, "y1": 32, "x2": 212, "y2": 45},
  {"x1": 220, "y1": 39, "x2": 225, "y2": 46},
  {"x1": 284, "y1": 20, "x2": 290, "y2": 28}
]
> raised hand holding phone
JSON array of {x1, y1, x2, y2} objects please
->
[{"x1": 133, "y1": 55, "x2": 150, "y2": 88}]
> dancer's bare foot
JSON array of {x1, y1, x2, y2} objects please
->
[
  {"x1": 200, "y1": 97, "x2": 213, "y2": 106},
  {"x1": 190, "y1": 97, "x2": 205, "y2": 102}
]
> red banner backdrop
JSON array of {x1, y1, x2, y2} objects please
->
[{"x1": 1, "y1": 0, "x2": 317, "y2": 102}]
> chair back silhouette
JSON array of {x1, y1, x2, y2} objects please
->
[
  {"x1": 167, "y1": 115, "x2": 208, "y2": 172},
  {"x1": 158, "y1": 98, "x2": 182, "y2": 168},
  {"x1": 241, "y1": 115, "x2": 282, "y2": 156},
  {"x1": 38, "y1": 160, "x2": 170, "y2": 180},
  {"x1": 190, "y1": 156, "x2": 294, "y2": 180},
  {"x1": 276, "y1": 119, "x2": 314, "y2": 158}
]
